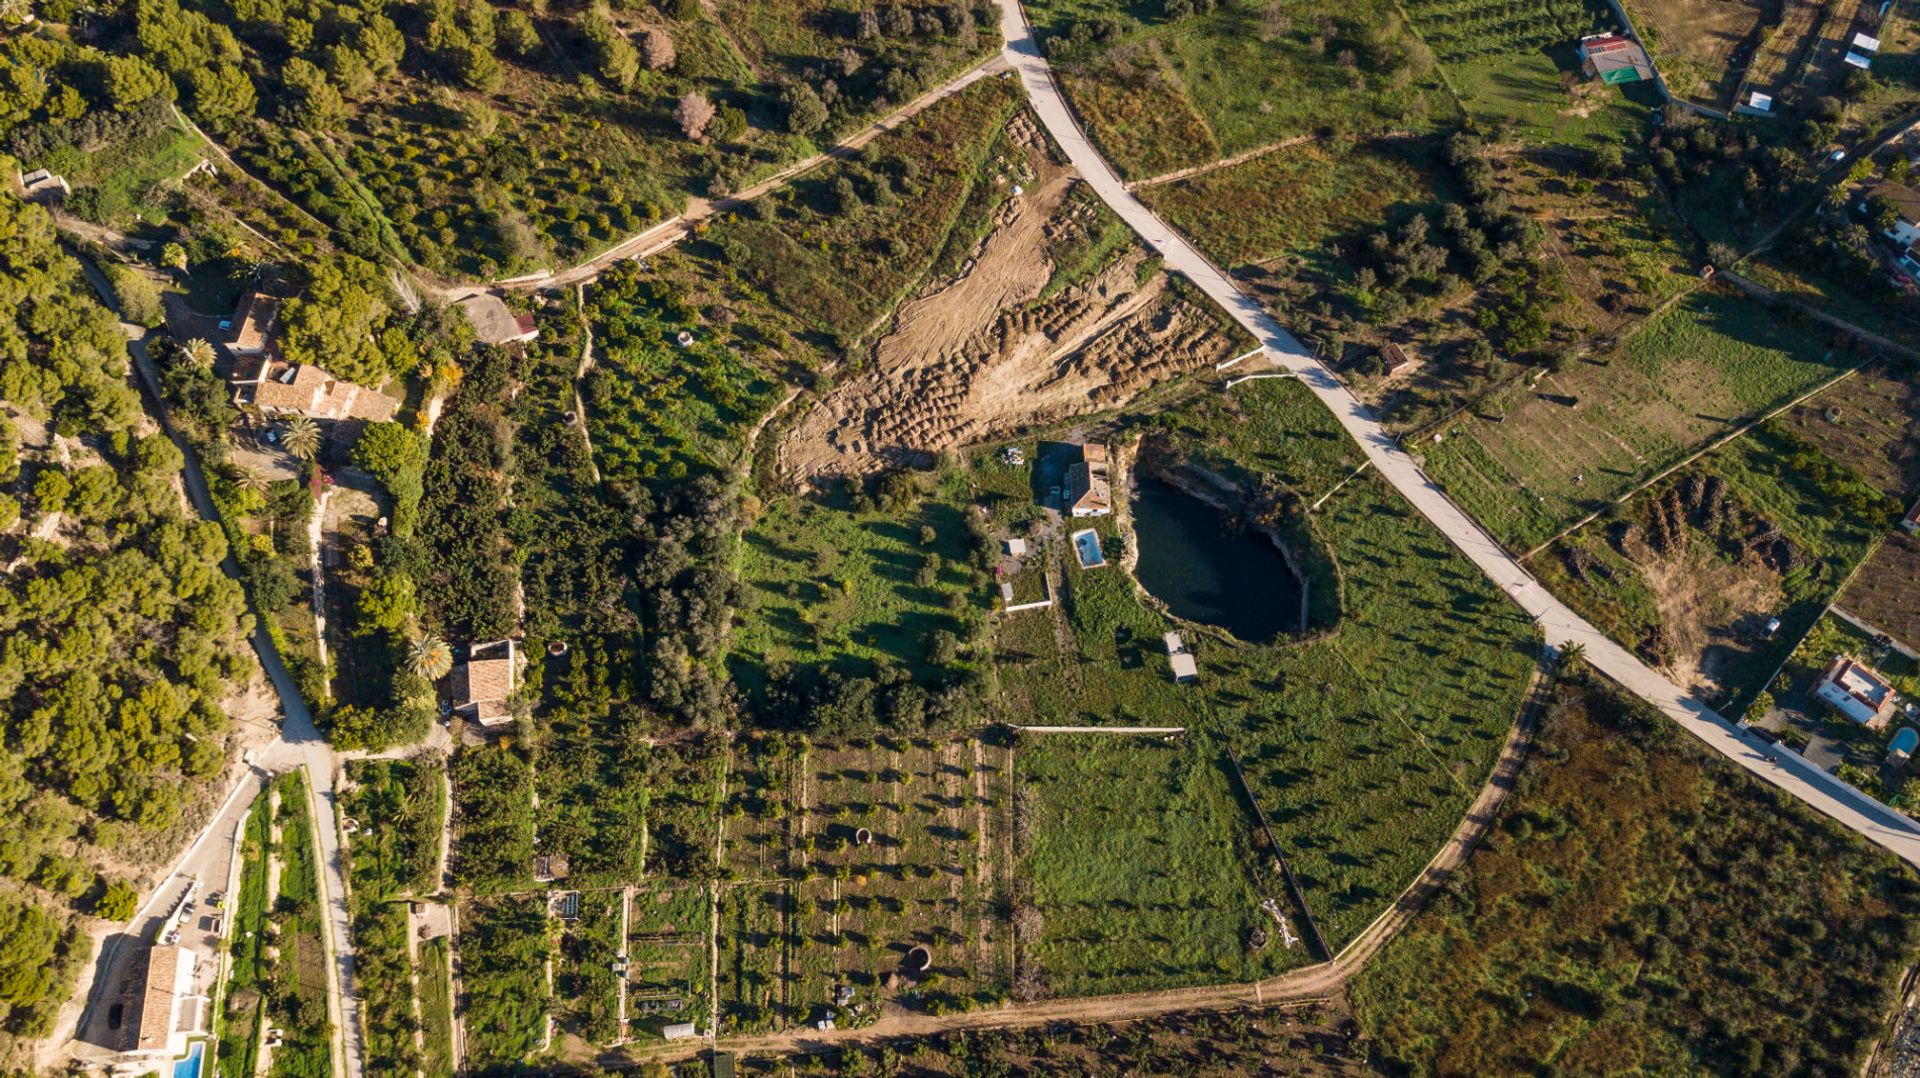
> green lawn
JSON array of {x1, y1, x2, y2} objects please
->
[{"x1": 1016, "y1": 734, "x2": 1305, "y2": 996}]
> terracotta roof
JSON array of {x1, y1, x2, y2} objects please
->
[
  {"x1": 241, "y1": 363, "x2": 397, "y2": 422},
  {"x1": 133, "y1": 945, "x2": 184, "y2": 1052},
  {"x1": 230, "y1": 293, "x2": 282, "y2": 355},
  {"x1": 452, "y1": 641, "x2": 519, "y2": 726}
]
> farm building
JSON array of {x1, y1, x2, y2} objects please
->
[
  {"x1": 227, "y1": 291, "x2": 283, "y2": 356},
  {"x1": 450, "y1": 639, "x2": 523, "y2": 727},
  {"x1": 1381, "y1": 343, "x2": 1413, "y2": 376},
  {"x1": 1902, "y1": 496, "x2": 1920, "y2": 534},
  {"x1": 230, "y1": 355, "x2": 399, "y2": 423},
  {"x1": 533, "y1": 853, "x2": 570, "y2": 882},
  {"x1": 1578, "y1": 34, "x2": 1655, "y2": 84},
  {"x1": 1164, "y1": 632, "x2": 1199, "y2": 684},
  {"x1": 1865, "y1": 182, "x2": 1920, "y2": 248},
  {"x1": 662, "y1": 1022, "x2": 698, "y2": 1040},
  {"x1": 456, "y1": 292, "x2": 540, "y2": 346},
  {"x1": 1847, "y1": 31, "x2": 1881, "y2": 69},
  {"x1": 1814, "y1": 655, "x2": 1898, "y2": 727},
  {"x1": 1003, "y1": 537, "x2": 1028, "y2": 556},
  {"x1": 129, "y1": 945, "x2": 200, "y2": 1058},
  {"x1": 1066, "y1": 443, "x2": 1112, "y2": 517}
]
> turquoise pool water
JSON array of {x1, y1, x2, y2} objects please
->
[
  {"x1": 1072, "y1": 529, "x2": 1105, "y2": 568},
  {"x1": 1893, "y1": 728, "x2": 1918, "y2": 756},
  {"x1": 174, "y1": 1040, "x2": 204, "y2": 1078}
]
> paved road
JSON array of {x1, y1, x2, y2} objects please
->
[
  {"x1": 992, "y1": 0, "x2": 1920, "y2": 868},
  {"x1": 113, "y1": 306, "x2": 367, "y2": 1078}
]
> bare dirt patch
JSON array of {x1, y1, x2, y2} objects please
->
[
  {"x1": 779, "y1": 184, "x2": 1239, "y2": 482},
  {"x1": 1639, "y1": 542, "x2": 1783, "y2": 696}
]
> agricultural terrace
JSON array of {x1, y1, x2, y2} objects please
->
[
  {"x1": 1528, "y1": 424, "x2": 1894, "y2": 714},
  {"x1": 1014, "y1": 734, "x2": 1304, "y2": 997},
  {"x1": 553, "y1": 890, "x2": 624, "y2": 1047},
  {"x1": 788, "y1": 736, "x2": 1011, "y2": 1018},
  {"x1": 268, "y1": 773, "x2": 332, "y2": 1078},
  {"x1": 733, "y1": 470, "x2": 994, "y2": 687},
  {"x1": 628, "y1": 884, "x2": 714, "y2": 1039},
  {"x1": 1354, "y1": 675, "x2": 1920, "y2": 1076},
  {"x1": 451, "y1": 743, "x2": 538, "y2": 894},
  {"x1": 214, "y1": 792, "x2": 272, "y2": 1078},
  {"x1": 1025, "y1": 0, "x2": 1454, "y2": 178},
  {"x1": 141, "y1": 0, "x2": 996, "y2": 276},
  {"x1": 1000, "y1": 378, "x2": 1535, "y2": 948},
  {"x1": 458, "y1": 895, "x2": 552, "y2": 1069},
  {"x1": 583, "y1": 262, "x2": 789, "y2": 484},
  {"x1": 1422, "y1": 288, "x2": 1864, "y2": 552},
  {"x1": 341, "y1": 756, "x2": 447, "y2": 1077},
  {"x1": 703, "y1": 77, "x2": 1026, "y2": 339},
  {"x1": 417, "y1": 938, "x2": 457, "y2": 1078},
  {"x1": 1400, "y1": 0, "x2": 1646, "y2": 141}
]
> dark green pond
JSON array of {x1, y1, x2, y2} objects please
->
[{"x1": 1130, "y1": 477, "x2": 1302, "y2": 642}]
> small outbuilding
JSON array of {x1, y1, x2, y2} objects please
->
[
  {"x1": 1578, "y1": 33, "x2": 1654, "y2": 84},
  {"x1": 1003, "y1": 537, "x2": 1028, "y2": 556},
  {"x1": 1163, "y1": 632, "x2": 1198, "y2": 684},
  {"x1": 450, "y1": 639, "x2": 522, "y2": 727},
  {"x1": 662, "y1": 1022, "x2": 698, "y2": 1040}
]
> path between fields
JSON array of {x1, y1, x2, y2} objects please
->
[
  {"x1": 1125, "y1": 135, "x2": 1319, "y2": 190},
  {"x1": 638, "y1": 650, "x2": 1553, "y2": 1063},
  {"x1": 991, "y1": 0, "x2": 1920, "y2": 868},
  {"x1": 499, "y1": 53, "x2": 1013, "y2": 293}
]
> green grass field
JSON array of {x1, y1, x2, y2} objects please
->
[
  {"x1": 1140, "y1": 138, "x2": 1440, "y2": 267},
  {"x1": 1423, "y1": 290, "x2": 1860, "y2": 551},
  {"x1": 733, "y1": 474, "x2": 989, "y2": 686},
  {"x1": 1016, "y1": 734, "x2": 1304, "y2": 996}
]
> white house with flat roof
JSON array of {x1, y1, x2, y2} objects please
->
[{"x1": 1815, "y1": 655, "x2": 1897, "y2": 727}]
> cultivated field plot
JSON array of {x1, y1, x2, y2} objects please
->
[
  {"x1": 1744, "y1": 0, "x2": 1832, "y2": 98},
  {"x1": 1354, "y1": 676, "x2": 1920, "y2": 1075},
  {"x1": 1401, "y1": 0, "x2": 1643, "y2": 143},
  {"x1": 1622, "y1": 0, "x2": 1770, "y2": 107},
  {"x1": 459, "y1": 895, "x2": 553, "y2": 1069},
  {"x1": 627, "y1": 884, "x2": 714, "y2": 1039},
  {"x1": 790, "y1": 737, "x2": 1012, "y2": 1014},
  {"x1": 641, "y1": 737, "x2": 728, "y2": 881},
  {"x1": 1778, "y1": 363, "x2": 1920, "y2": 498},
  {"x1": 733, "y1": 475, "x2": 989, "y2": 685},
  {"x1": 584, "y1": 263, "x2": 788, "y2": 485},
  {"x1": 1841, "y1": 531, "x2": 1920, "y2": 651},
  {"x1": 1529, "y1": 426, "x2": 1889, "y2": 711},
  {"x1": 553, "y1": 889, "x2": 624, "y2": 1048},
  {"x1": 717, "y1": 882, "x2": 788, "y2": 1033},
  {"x1": 1014, "y1": 735, "x2": 1304, "y2": 997},
  {"x1": 1140, "y1": 138, "x2": 1441, "y2": 268},
  {"x1": 1422, "y1": 289, "x2": 1859, "y2": 552},
  {"x1": 1031, "y1": 0, "x2": 1454, "y2": 178}
]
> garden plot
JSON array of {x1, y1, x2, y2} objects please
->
[
  {"x1": 626, "y1": 885, "x2": 713, "y2": 1040},
  {"x1": 1422, "y1": 289, "x2": 1860, "y2": 552},
  {"x1": 1013, "y1": 735, "x2": 1302, "y2": 998},
  {"x1": 717, "y1": 882, "x2": 788, "y2": 1034},
  {"x1": 1621, "y1": 0, "x2": 1771, "y2": 108},
  {"x1": 1400, "y1": 0, "x2": 1639, "y2": 142},
  {"x1": 1778, "y1": 361, "x2": 1920, "y2": 498},
  {"x1": 722, "y1": 733, "x2": 804, "y2": 881},
  {"x1": 789, "y1": 736, "x2": 1010, "y2": 1018},
  {"x1": 641, "y1": 737, "x2": 728, "y2": 881},
  {"x1": 1842, "y1": 533, "x2": 1920, "y2": 653},
  {"x1": 457, "y1": 895, "x2": 551, "y2": 1068}
]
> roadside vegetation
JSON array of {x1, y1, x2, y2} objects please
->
[{"x1": 1354, "y1": 671, "x2": 1920, "y2": 1075}]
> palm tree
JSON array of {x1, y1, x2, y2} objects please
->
[
  {"x1": 282, "y1": 416, "x2": 321, "y2": 461},
  {"x1": 1558, "y1": 640, "x2": 1587, "y2": 675},
  {"x1": 183, "y1": 338, "x2": 216, "y2": 369},
  {"x1": 233, "y1": 466, "x2": 270, "y2": 497},
  {"x1": 408, "y1": 634, "x2": 454, "y2": 682}
]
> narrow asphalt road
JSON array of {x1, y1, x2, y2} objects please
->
[
  {"x1": 77, "y1": 251, "x2": 370, "y2": 1078},
  {"x1": 992, "y1": 0, "x2": 1920, "y2": 868}
]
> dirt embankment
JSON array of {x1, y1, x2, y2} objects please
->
[{"x1": 779, "y1": 129, "x2": 1238, "y2": 483}]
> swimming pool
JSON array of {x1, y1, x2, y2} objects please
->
[
  {"x1": 173, "y1": 1040, "x2": 205, "y2": 1078},
  {"x1": 1071, "y1": 529, "x2": 1105, "y2": 568}
]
